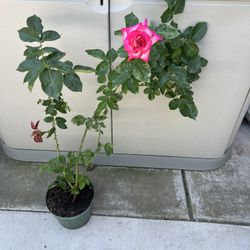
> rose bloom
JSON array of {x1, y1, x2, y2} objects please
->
[{"x1": 121, "y1": 19, "x2": 162, "y2": 63}]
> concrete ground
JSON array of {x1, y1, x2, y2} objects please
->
[
  {"x1": 0, "y1": 120, "x2": 249, "y2": 249},
  {"x1": 1, "y1": 212, "x2": 250, "y2": 250}
]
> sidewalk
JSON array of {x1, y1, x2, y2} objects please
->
[
  {"x1": 0, "y1": 120, "x2": 249, "y2": 249},
  {"x1": 1, "y1": 211, "x2": 250, "y2": 250}
]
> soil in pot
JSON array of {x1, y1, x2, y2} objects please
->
[{"x1": 46, "y1": 184, "x2": 94, "y2": 217}]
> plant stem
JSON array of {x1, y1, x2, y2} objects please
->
[
  {"x1": 75, "y1": 126, "x2": 88, "y2": 187},
  {"x1": 52, "y1": 118, "x2": 61, "y2": 157},
  {"x1": 95, "y1": 130, "x2": 101, "y2": 153}
]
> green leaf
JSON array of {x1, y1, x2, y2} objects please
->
[
  {"x1": 97, "y1": 96, "x2": 108, "y2": 101},
  {"x1": 78, "y1": 176, "x2": 88, "y2": 190},
  {"x1": 182, "y1": 26, "x2": 194, "y2": 39},
  {"x1": 18, "y1": 59, "x2": 45, "y2": 91},
  {"x1": 44, "y1": 116, "x2": 54, "y2": 123},
  {"x1": 96, "y1": 85, "x2": 107, "y2": 93},
  {"x1": 107, "y1": 99, "x2": 119, "y2": 110},
  {"x1": 174, "y1": 0, "x2": 185, "y2": 14},
  {"x1": 17, "y1": 59, "x2": 39, "y2": 72},
  {"x1": 64, "y1": 169, "x2": 74, "y2": 184},
  {"x1": 64, "y1": 61, "x2": 73, "y2": 70},
  {"x1": 85, "y1": 119, "x2": 93, "y2": 129},
  {"x1": 85, "y1": 49, "x2": 106, "y2": 60},
  {"x1": 54, "y1": 99, "x2": 69, "y2": 114},
  {"x1": 40, "y1": 163, "x2": 51, "y2": 172},
  {"x1": 191, "y1": 22, "x2": 208, "y2": 42},
  {"x1": 103, "y1": 143, "x2": 113, "y2": 156},
  {"x1": 42, "y1": 100, "x2": 51, "y2": 106},
  {"x1": 188, "y1": 73, "x2": 200, "y2": 82},
  {"x1": 201, "y1": 57, "x2": 208, "y2": 67},
  {"x1": 125, "y1": 12, "x2": 139, "y2": 27},
  {"x1": 127, "y1": 77, "x2": 139, "y2": 94},
  {"x1": 27, "y1": 15, "x2": 43, "y2": 34},
  {"x1": 165, "y1": 0, "x2": 176, "y2": 9},
  {"x1": 47, "y1": 127, "x2": 55, "y2": 138},
  {"x1": 171, "y1": 21, "x2": 178, "y2": 29},
  {"x1": 112, "y1": 71, "x2": 130, "y2": 86},
  {"x1": 96, "y1": 61, "x2": 110, "y2": 76},
  {"x1": 114, "y1": 30, "x2": 122, "y2": 36},
  {"x1": 171, "y1": 48, "x2": 182, "y2": 63},
  {"x1": 39, "y1": 69, "x2": 63, "y2": 99},
  {"x1": 64, "y1": 73, "x2": 83, "y2": 92},
  {"x1": 108, "y1": 70, "x2": 117, "y2": 82},
  {"x1": 71, "y1": 187, "x2": 80, "y2": 195},
  {"x1": 132, "y1": 59, "x2": 151, "y2": 83},
  {"x1": 159, "y1": 71, "x2": 171, "y2": 86},
  {"x1": 165, "y1": 91, "x2": 176, "y2": 98},
  {"x1": 42, "y1": 30, "x2": 60, "y2": 41},
  {"x1": 42, "y1": 47, "x2": 60, "y2": 54},
  {"x1": 187, "y1": 56, "x2": 201, "y2": 73},
  {"x1": 106, "y1": 48, "x2": 118, "y2": 63},
  {"x1": 169, "y1": 98, "x2": 179, "y2": 110},
  {"x1": 50, "y1": 61, "x2": 72, "y2": 73},
  {"x1": 188, "y1": 103, "x2": 198, "y2": 119},
  {"x1": 56, "y1": 120, "x2": 67, "y2": 129},
  {"x1": 56, "y1": 117, "x2": 66, "y2": 123},
  {"x1": 74, "y1": 65, "x2": 95, "y2": 73},
  {"x1": 97, "y1": 75, "x2": 106, "y2": 83},
  {"x1": 179, "y1": 103, "x2": 190, "y2": 117},
  {"x1": 72, "y1": 115, "x2": 86, "y2": 126},
  {"x1": 156, "y1": 24, "x2": 179, "y2": 40},
  {"x1": 24, "y1": 46, "x2": 42, "y2": 59},
  {"x1": 80, "y1": 150, "x2": 95, "y2": 168},
  {"x1": 148, "y1": 91, "x2": 155, "y2": 101},
  {"x1": 18, "y1": 27, "x2": 40, "y2": 42},
  {"x1": 161, "y1": 8, "x2": 173, "y2": 23},
  {"x1": 178, "y1": 97, "x2": 198, "y2": 119},
  {"x1": 170, "y1": 37, "x2": 185, "y2": 49},
  {"x1": 46, "y1": 51, "x2": 65, "y2": 63},
  {"x1": 117, "y1": 46, "x2": 127, "y2": 58},
  {"x1": 122, "y1": 84, "x2": 128, "y2": 94},
  {"x1": 46, "y1": 105, "x2": 57, "y2": 116},
  {"x1": 183, "y1": 40, "x2": 199, "y2": 58},
  {"x1": 169, "y1": 65, "x2": 189, "y2": 87},
  {"x1": 96, "y1": 101, "x2": 107, "y2": 113}
]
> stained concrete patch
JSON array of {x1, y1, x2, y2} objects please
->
[
  {"x1": 186, "y1": 121, "x2": 250, "y2": 224},
  {"x1": 89, "y1": 167, "x2": 188, "y2": 219},
  {"x1": 0, "y1": 150, "x2": 53, "y2": 211},
  {"x1": 0, "y1": 149, "x2": 188, "y2": 220}
]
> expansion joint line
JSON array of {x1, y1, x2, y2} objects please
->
[{"x1": 181, "y1": 170, "x2": 194, "y2": 221}]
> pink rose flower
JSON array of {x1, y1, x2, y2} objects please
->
[
  {"x1": 31, "y1": 121, "x2": 43, "y2": 143},
  {"x1": 121, "y1": 19, "x2": 163, "y2": 63}
]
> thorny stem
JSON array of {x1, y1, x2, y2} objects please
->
[{"x1": 52, "y1": 117, "x2": 61, "y2": 157}]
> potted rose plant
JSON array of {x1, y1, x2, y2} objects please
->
[
  {"x1": 17, "y1": 15, "x2": 114, "y2": 229},
  {"x1": 17, "y1": 0, "x2": 207, "y2": 229}
]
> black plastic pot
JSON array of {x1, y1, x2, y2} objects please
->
[{"x1": 46, "y1": 184, "x2": 94, "y2": 230}]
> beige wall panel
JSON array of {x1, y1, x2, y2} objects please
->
[
  {"x1": 0, "y1": 1, "x2": 111, "y2": 151},
  {"x1": 111, "y1": 1, "x2": 250, "y2": 158}
]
